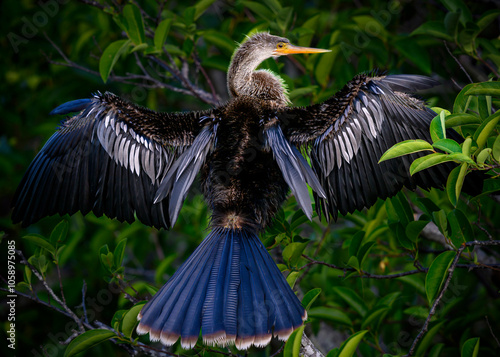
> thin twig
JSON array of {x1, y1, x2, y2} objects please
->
[
  {"x1": 485, "y1": 315, "x2": 500, "y2": 348},
  {"x1": 444, "y1": 41, "x2": 473, "y2": 84},
  {"x1": 406, "y1": 243, "x2": 466, "y2": 356},
  {"x1": 406, "y1": 240, "x2": 500, "y2": 356},
  {"x1": 17, "y1": 250, "x2": 85, "y2": 333}
]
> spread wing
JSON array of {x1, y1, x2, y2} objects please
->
[
  {"x1": 278, "y1": 74, "x2": 453, "y2": 221},
  {"x1": 12, "y1": 92, "x2": 214, "y2": 229}
]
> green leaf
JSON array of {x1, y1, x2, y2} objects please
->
[
  {"x1": 454, "y1": 83, "x2": 477, "y2": 113},
  {"x1": 461, "y1": 337, "x2": 480, "y2": 357},
  {"x1": 302, "y1": 288, "x2": 322, "y2": 310},
  {"x1": 203, "y1": 30, "x2": 236, "y2": 55},
  {"x1": 430, "y1": 111, "x2": 447, "y2": 142},
  {"x1": 405, "y1": 220, "x2": 429, "y2": 243},
  {"x1": 332, "y1": 287, "x2": 368, "y2": 317},
  {"x1": 409, "y1": 153, "x2": 455, "y2": 175},
  {"x1": 445, "y1": 113, "x2": 481, "y2": 128},
  {"x1": 433, "y1": 139, "x2": 462, "y2": 154},
  {"x1": 492, "y1": 135, "x2": 500, "y2": 162},
  {"x1": 425, "y1": 250, "x2": 456, "y2": 305},
  {"x1": 154, "y1": 19, "x2": 172, "y2": 51},
  {"x1": 99, "y1": 39, "x2": 131, "y2": 83},
  {"x1": 50, "y1": 220, "x2": 69, "y2": 246},
  {"x1": 64, "y1": 329, "x2": 116, "y2": 357},
  {"x1": 23, "y1": 234, "x2": 56, "y2": 253},
  {"x1": 411, "y1": 21, "x2": 453, "y2": 41},
  {"x1": 114, "y1": 238, "x2": 127, "y2": 268},
  {"x1": 415, "y1": 321, "x2": 446, "y2": 356},
  {"x1": 429, "y1": 343, "x2": 445, "y2": 357},
  {"x1": 476, "y1": 148, "x2": 491, "y2": 165},
  {"x1": 464, "y1": 82, "x2": 500, "y2": 97},
  {"x1": 282, "y1": 241, "x2": 309, "y2": 267},
  {"x1": 283, "y1": 325, "x2": 304, "y2": 357},
  {"x1": 448, "y1": 209, "x2": 474, "y2": 250},
  {"x1": 121, "y1": 303, "x2": 145, "y2": 339},
  {"x1": 193, "y1": 0, "x2": 217, "y2": 20},
  {"x1": 379, "y1": 140, "x2": 434, "y2": 163},
  {"x1": 444, "y1": 11, "x2": 460, "y2": 37},
  {"x1": 122, "y1": 4, "x2": 145, "y2": 44},
  {"x1": 477, "y1": 9, "x2": 500, "y2": 32},
  {"x1": 462, "y1": 137, "x2": 472, "y2": 156},
  {"x1": 241, "y1": 1, "x2": 274, "y2": 21},
  {"x1": 308, "y1": 307, "x2": 352, "y2": 325},
  {"x1": 446, "y1": 163, "x2": 468, "y2": 207},
  {"x1": 286, "y1": 271, "x2": 300, "y2": 288},
  {"x1": 338, "y1": 330, "x2": 369, "y2": 357},
  {"x1": 473, "y1": 111, "x2": 500, "y2": 152},
  {"x1": 348, "y1": 231, "x2": 365, "y2": 257},
  {"x1": 361, "y1": 307, "x2": 389, "y2": 330}
]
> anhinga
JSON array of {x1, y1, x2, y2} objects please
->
[{"x1": 12, "y1": 32, "x2": 459, "y2": 349}]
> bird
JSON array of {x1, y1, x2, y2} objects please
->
[{"x1": 12, "y1": 32, "x2": 463, "y2": 349}]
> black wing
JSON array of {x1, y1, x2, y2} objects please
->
[
  {"x1": 12, "y1": 92, "x2": 213, "y2": 229},
  {"x1": 278, "y1": 74, "x2": 453, "y2": 221}
]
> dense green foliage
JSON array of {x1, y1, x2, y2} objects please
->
[{"x1": 1, "y1": 0, "x2": 499, "y2": 356}]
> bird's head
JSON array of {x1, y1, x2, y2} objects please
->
[{"x1": 239, "y1": 32, "x2": 330, "y2": 61}]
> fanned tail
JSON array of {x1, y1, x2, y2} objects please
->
[{"x1": 136, "y1": 227, "x2": 306, "y2": 349}]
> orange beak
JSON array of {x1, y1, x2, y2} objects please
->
[{"x1": 273, "y1": 44, "x2": 331, "y2": 56}]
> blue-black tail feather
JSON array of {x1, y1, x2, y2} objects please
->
[{"x1": 137, "y1": 227, "x2": 306, "y2": 349}]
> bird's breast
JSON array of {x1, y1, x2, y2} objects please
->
[{"x1": 200, "y1": 98, "x2": 289, "y2": 230}]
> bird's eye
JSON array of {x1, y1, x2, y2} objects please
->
[{"x1": 277, "y1": 42, "x2": 285, "y2": 49}]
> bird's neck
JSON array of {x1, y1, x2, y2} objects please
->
[
  {"x1": 227, "y1": 48, "x2": 265, "y2": 98},
  {"x1": 227, "y1": 49, "x2": 289, "y2": 107}
]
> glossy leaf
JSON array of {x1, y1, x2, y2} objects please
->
[
  {"x1": 283, "y1": 325, "x2": 304, "y2": 357},
  {"x1": 461, "y1": 337, "x2": 480, "y2": 357},
  {"x1": 23, "y1": 234, "x2": 56, "y2": 254},
  {"x1": 49, "y1": 220, "x2": 69, "y2": 245},
  {"x1": 379, "y1": 140, "x2": 434, "y2": 163},
  {"x1": 282, "y1": 241, "x2": 308, "y2": 267},
  {"x1": 113, "y1": 238, "x2": 127, "y2": 268},
  {"x1": 445, "y1": 113, "x2": 481, "y2": 128},
  {"x1": 154, "y1": 19, "x2": 172, "y2": 51},
  {"x1": 64, "y1": 329, "x2": 115, "y2": 357},
  {"x1": 193, "y1": 0, "x2": 217, "y2": 20},
  {"x1": 464, "y1": 82, "x2": 500, "y2": 97},
  {"x1": 446, "y1": 163, "x2": 468, "y2": 207},
  {"x1": 430, "y1": 111, "x2": 447, "y2": 142},
  {"x1": 476, "y1": 148, "x2": 491, "y2": 165},
  {"x1": 99, "y1": 39, "x2": 131, "y2": 83},
  {"x1": 492, "y1": 134, "x2": 500, "y2": 162},
  {"x1": 415, "y1": 321, "x2": 446, "y2": 356},
  {"x1": 332, "y1": 287, "x2": 368, "y2": 317},
  {"x1": 308, "y1": 307, "x2": 352, "y2": 325},
  {"x1": 433, "y1": 138, "x2": 462, "y2": 154},
  {"x1": 425, "y1": 250, "x2": 456, "y2": 305},
  {"x1": 448, "y1": 209, "x2": 474, "y2": 250},
  {"x1": 361, "y1": 307, "x2": 389, "y2": 330},
  {"x1": 338, "y1": 330, "x2": 369, "y2": 357},
  {"x1": 411, "y1": 21, "x2": 453, "y2": 41},
  {"x1": 302, "y1": 288, "x2": 322, "y2": 310},
  {"x1": 121, "y1": 303, "x2": 145, "y2": 338},
  {"x1": 123, "y1": 4, "x2": 145, "y2": 45},
  {"x1": 473, "y1": 111, "x2": 500, "y2": 152},
  {"x1": 405, "y1": 220, "x2": 429, "y2": 243},
  {"x1": 409, "y1": 153, "x2": 455, "y2": 175}
]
